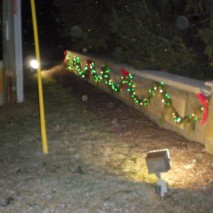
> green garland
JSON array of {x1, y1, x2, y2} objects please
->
[{"x1": 64, "y1": 52, "x2": 206, "y2": 127}]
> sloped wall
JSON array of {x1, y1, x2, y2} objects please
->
[{"x1": 65, "y1": 51, "x2": 213, "y2": 155}]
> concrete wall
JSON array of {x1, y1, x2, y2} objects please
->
[{"x1": 66, "y1": 51, "x2": 213, "y2": 155}]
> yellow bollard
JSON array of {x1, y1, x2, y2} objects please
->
[{"x1": 30, "y1": 0, "x2": 48, "y2": 154}]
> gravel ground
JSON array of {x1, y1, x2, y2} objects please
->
[{"x1": 0, "y1": 68, "x2": 213, "y2": 213}]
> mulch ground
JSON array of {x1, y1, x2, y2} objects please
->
[{"x1": 0, "y1": 68, "x2": 212, "y2": 213}]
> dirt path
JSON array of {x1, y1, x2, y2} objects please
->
[{"x1": 0, "y1": 70, "x2": 212, "y2": 213}]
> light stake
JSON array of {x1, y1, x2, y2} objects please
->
[{"x1": 146, "y1": 149, "x2": 172, "y2": 197}]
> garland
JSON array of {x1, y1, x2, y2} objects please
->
[{"x1": 64, "y1": 51, "x2": 208, "y2": 127}]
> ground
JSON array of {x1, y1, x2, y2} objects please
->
[{"x1": 0, "y1": 67, "x2": 213, "y2": 213}]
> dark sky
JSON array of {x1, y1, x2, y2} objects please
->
[
  {"x1": 22, "y1": 0, "x2": 67, "y2": 69},
  {"x1": 0, "y1": 2, "x2": 2, "y2": 60}
]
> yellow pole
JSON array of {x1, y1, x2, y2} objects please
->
[{"x1": 30, "y1": 0, "x2": 48, "y2": 154}]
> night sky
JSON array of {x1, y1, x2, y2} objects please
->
[
  {"x1": 2, "y1": 0, "x2": 211, "y2": 80},
  {"x1": 0, "y1": 2, "x2": 2, "y2": 60},
  {"x1": 22, "y1": 0, "x2": 67, "y2": 69}
]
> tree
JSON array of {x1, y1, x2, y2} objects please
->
[{"x1": 54, "y1": 0, "x2": 213, "y2": 80}]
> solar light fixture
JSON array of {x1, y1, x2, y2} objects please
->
[{"x1": 146, "y1": 149, "x2": 172, "y2": 197}]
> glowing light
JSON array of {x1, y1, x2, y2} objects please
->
[{"x1": 30, "y1": 59, "x2": 39, "y2": 69}]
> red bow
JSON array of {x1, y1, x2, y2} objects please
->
[
  {"x1": 121, "y1": 68, "x2": 129, "y2": 89},
  {"x1": 86, "y1": 59, "x2": 93, "y2": 73},
  {"x1": 121, "y1": 68, "x2": 129, "y2": 77},
  {"x1": 63, "y1": 51, "x2": 67, "y2": 63},
  {"x1": 86, "y1": 59, "x2": 92, "y2": 65},
  {"x1": 196, "y1": 93, "x2": 208, "y2": 125}
]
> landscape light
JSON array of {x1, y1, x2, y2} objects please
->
[
  {"x1": 146, "y1": 149, "x2": 172, "y2": 197},
  {"x1": 30, "y1": 59, "x2": 39, "y2": 69}
]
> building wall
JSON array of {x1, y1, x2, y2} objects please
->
[
  {"x1": 1, "y1": 0, "x2": 23, "y2": 105},
  {"x1": 0, "y1": 1, "x2": 3, "y2": 105}
]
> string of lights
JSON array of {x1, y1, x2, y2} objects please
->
[{"x1": 64, "y1": 51, "x2": 208, "y2": 127}]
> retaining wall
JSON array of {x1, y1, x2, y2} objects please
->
[{"x1": 65, "y1": 51, "x2": 213, "y2": 155}]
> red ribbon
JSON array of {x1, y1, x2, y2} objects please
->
[
  {"x1": 196, "y1": 93, "x2": 208, "y2": 125},
  {"x1": 121, "y1": 68, "x2": 129, "y2": 77},
  {"x1": 121, "y1": 68, "x2": 130, "y2": 89},
  {"x1": 86, "y1": 59, "x2": 93, "y2": 73},
  {"x1": 63, "y1": 51, "x2": 67, "y2": 63},
  {"x1": 86, "y1": 59, "x2": 92, "y2": 65}
]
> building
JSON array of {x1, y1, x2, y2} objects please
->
[{"x1": 0, "y1": 0, "x2": 23, "y2": 105}]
